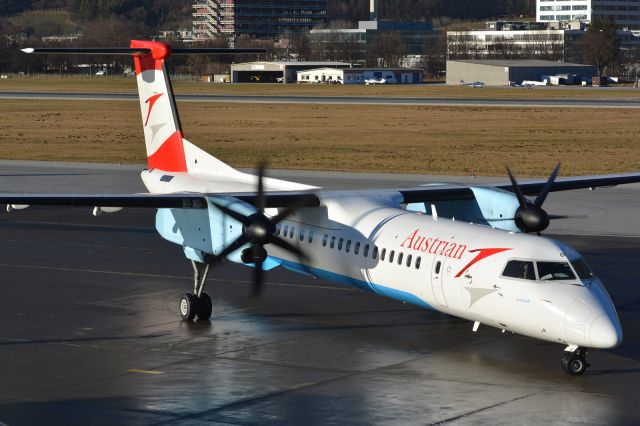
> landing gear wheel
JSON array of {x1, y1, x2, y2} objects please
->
[
  {"x1": 179, "y1": 293, "x2": 198, "y2": 321},
  {"x1": 561, "y1": 353, "x2": 588, "y2": 376},
  {"x1": 196, "y1": 292, "x2": 212, "y2": 321}
]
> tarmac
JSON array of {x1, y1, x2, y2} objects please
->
[
  {"x1": 0, "y1": 162, "x2": 639, "y2": 425},
  {"x1": 2, "y1": 91, "x2": 640, "y2": 108}
]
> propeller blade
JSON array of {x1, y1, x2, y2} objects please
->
[
  {"x1": 267, "y1": 235, "x2": 308, "y2": 260},
  {"x1": 535, "y1": 162, "x2": 561, "y2": 207},
  {"x1": 253, "y1": 260, "x2": 264, "y2": 297},
  {"x1": 256, "y1": 162, "x2": 266, "y2": 215},
  {"x1": 211, "y1": 235, "x2": 250, "y2": 263},
  {"x1": 271, "y1": 195, "x2": 314, "y2": 225},
  {"x1": 506, "y1": 166, "x2": 528, "y2": 209},
  {"x1": 267, "y1": 235, "x2": 314, "y2": 276},
  {"x1": 210, "y1": 201, "x2": 251, "y2": 225}
]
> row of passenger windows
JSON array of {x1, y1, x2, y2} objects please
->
[{"x1": 275, "y1": 223, "x2": 422, "y2": 270}]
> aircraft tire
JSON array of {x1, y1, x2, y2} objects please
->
[
  {"x1": 196, "y1": 292, "x2": 212, "y2": 321},
  {"x1": 561, "y1": 353, "x2": 587, "y2": 375},
  {"x1": 179, "y1": 293, "x2": 198, "y2": 321}
]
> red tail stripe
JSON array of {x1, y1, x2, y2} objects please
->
[
  {"x1": 130, "y1": 40, "x2": 171, "y2": 75},
  {"x1": 147, "y1": 131, "x2": 188, "y2": 172}
]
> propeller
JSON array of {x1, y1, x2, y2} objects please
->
[
  {"x1": 208, "y1": 164, "x2": 311, "y2": 297},
  {"x1": 506, "y1": 163, "x2": 561, "y2": 234}
]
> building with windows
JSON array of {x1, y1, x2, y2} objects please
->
[
  {"x1": 536, "y1": 0, "x2": 640, "y2": 29},
  {"x1": 447, "y1": 28, "x2": 585, "y2": 63},
  {"x1": 448, "y1": 20, "x2": 640, "y2": 65},
  {"x1": 296, "y1": 67, "x2": 423, "y2": 84},
  {"x1": 192, "y1": 0, "x2": 328, "y2": 40},
  {"x1": 309, "y1": 20, "x2": 436, "y2": 65}
]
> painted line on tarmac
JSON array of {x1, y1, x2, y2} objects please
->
[
  {"x1": 127, "y1": 368, "x2": 164, "y2": 375},
  {"x1": 0, "y1": 262, "x2": 352, "y2": 292}
]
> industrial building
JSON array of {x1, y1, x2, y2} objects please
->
[
  {"x1": 192, "y1": 0, "x2": 328, "y2": 40},
  {"x1": 296, "y1": 67, "x2": 423, "y2": 84},
  {"x1": 446, "y1": 59, "x2": 597, "y2": 86},
  {"x1": 230, "y1": 61, "x2": 351, "y2": 83},
  {"x1": 536, "y1": 0, "x2": 640, "y2": 30}
]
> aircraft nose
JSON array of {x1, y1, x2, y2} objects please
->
[{"x1": 589, "y1": 314, "x2": 622, "y2": 348}]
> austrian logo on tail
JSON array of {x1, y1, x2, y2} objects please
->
[{"x1": 144, "y1": 93, "x2": 164, "y2": 126}]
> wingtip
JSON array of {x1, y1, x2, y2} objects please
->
[{"x1": 21, "y1": 48, "x2": 34, "y2": 54}]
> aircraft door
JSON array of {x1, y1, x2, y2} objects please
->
[{"x1": 431, "y1": 257, "x2": 448, "y2": 307}]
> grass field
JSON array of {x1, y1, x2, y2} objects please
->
[
  {"x1": 1, "y1": 77, "x2": 640, "y2": 100},
  {"x1": 1, "y1": 98, "x2": 638, "y2": 177}
]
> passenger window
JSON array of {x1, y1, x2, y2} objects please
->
[
  {"x1": 289, "y1": 226, "x2": 295, "y2": 239},
  {"x1": 345, "y1": 240, "x2": 351, "y2": 252},
  {"x1": 323, "y1": 234, "x2": 328, "y2": 247},
  {"x1": 338, "y1": 238, "x2": 344, "y2": 250},
  {"x1": 406, "y1": 254, "x2": 412, "y2": 267},
  {"x1": 363, "y1": 244, "x2": 369, "y2": 257},
  {"x1": 381, "y1": 248, "x2": 386, "y2": 261},
  {"x1": 330, "y1": 236, "x2": 336, "y2": 249},
  {"x1": 309, "y1": 231, "x2": 314, "y2": 243},
  {"x1": 537, "y1": 261, "x2": 576, "y2": 281},
  {"x1": 284, "y1": 225, "x2": 289, "y2": 236},
  {"x1": 397, "y1": 252, "x2": 403, "y2": 265},
  {"x1": 300, "y1": 228, "x2": 305, "y2": 241},
  {"x1": 276, "y1": 224, "x2": 281, "y2": 236},
  {"x1": 435, "y1": 261, "x2": 441, "y2": 274},
  {"x1": 389, "y1": 250, "x2": 395, "y2": 263},
  {"x1": 502, "y1": 260, "x2": 535, "y2": 280},
  {"x1": 354, "y1": 242, "x2": 360, "y2": 255},
  {"x1": 415, "y1": 257, "x2": 421, "y2": 269},
  {"x1": 372, "y1": 246, "x2": 378, "y2": 259}
]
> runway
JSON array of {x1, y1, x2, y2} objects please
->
[
  {"x1": 2, "y1": 91, "x2": 640, "y2": 108},
  {"x1": 0, "y1": 162, "x2": 639, "y2": 425}
]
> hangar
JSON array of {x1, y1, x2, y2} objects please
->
[
  {"x1": 230, "y1": 61, "x2": 351, "y2": 83},
  {"x1": 297, "y1": 67, "x2": 423, "y2": 84},
  {"x1": 446, "y1": 59, "x2": 597, "y2": 86}
]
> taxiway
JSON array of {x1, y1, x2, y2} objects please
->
[{"x1": 1, "y1": 91, "x2": 640, "y2": 108}]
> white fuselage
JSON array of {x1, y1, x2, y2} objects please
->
[{"x1": 142, "y1": 169, "x2": 622, "y2": 350}]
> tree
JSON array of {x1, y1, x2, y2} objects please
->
[
  {"x1": 291, "y1": 32, "x2": 312, "y2": 61},
  {"x1": 367, "y1": 31, "x2": 406, "y2": 67},
  {"x1": 421, "y1": 31, "x2": 445, "y2": 79},
  {"x1": 583, "y1": 17, "x2": 620, "y2": 76}
]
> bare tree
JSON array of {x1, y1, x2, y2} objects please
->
[
  {"x1": 583, "y1": 17, "x2": 620, "y2": 76},
  {"x1": 368, "y1": 31, "x2": 406, "y2": 67}
]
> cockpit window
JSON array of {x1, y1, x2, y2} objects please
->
[
  {"x1": 502, "y1": 260, "x2": 536, "y2": 280},
  {"x1": 537, "y1": 261, "x2": 576, "y2": 281},
  {"x1": 571, "y1": 258, "x2": 594, "y2": 280}
]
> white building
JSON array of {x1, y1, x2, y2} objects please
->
[
  {"x1": 297, "y1": 68, "x2": 423, "y2": 84},
  {"x1": 537, "y1": 0, "x2": 640, "y2": 29}
]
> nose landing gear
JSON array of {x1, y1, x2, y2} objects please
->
[{"x1": 561, "y1": 347, "x2": 590, "y2": 375}]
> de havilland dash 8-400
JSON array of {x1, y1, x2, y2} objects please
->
[{"x1": 7, "y1": 40, "x2": 640, "y2": 376}]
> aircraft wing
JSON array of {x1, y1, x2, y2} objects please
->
[
  {"x1": 0, "y1": 172, "x2": 638, "y2": 208},
  {"x1": 493, "y1": 172, "x2": 640, "y2": 196}
]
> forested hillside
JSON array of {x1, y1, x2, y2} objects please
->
[{"x1": 1, "y1": 0, "x2": 534, "y2": 33}]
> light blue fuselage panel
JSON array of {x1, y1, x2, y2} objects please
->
[{"x1": 155, "y1": 196, "x2": 281, "y2": 269}]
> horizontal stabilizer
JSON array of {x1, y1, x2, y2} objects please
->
[{"x1": 21, "y1": 47, "x2": 267, "y2": 55}]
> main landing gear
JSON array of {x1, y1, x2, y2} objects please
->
[
  {"x1": 561, "y1": 347, "x2": 590, "y2": 376},
  {"x1": 179, "y1": 260, "x2": 213, "y2": 321}
]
